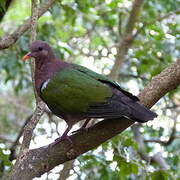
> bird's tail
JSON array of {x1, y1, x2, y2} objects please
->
[{"x1": 127, "y1": 101, "x2": 157, "y2": 123}]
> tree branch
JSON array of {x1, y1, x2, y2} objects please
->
[
  {"x1": 29, "y1": 0, "x2": 39, "y2": 103},
  {"x1": 145, "y1": 118, "x2": 179, "y2": 146},
  {"x1": 132, "y1": 124, "x2": 169, "y2": 170},
  {"x1": 58, "y1": 160, "x2": 75, "y2": 180},
  {"x1": 8, "y1": 58, "x2": 180, "y2": 180},
  {"x1": 151, "y1": 152, "x2": 170, "y2": 170},
  {"x1": 0, "y1": 0, "x2": 56, "y2": 50},
  {"x1": 9, "y1": 115, "x2": 32, "y2": 161},
  {"x1": 109, "y1": 0, "x2": 144, "y2": 80},
  {"x1": 138, "y1": 59, "x2": 180, "y2": 108},
  {"x1": 109, "y1": 4, "x2": 180, "y2": 80},
  {"x1": 9, "y1": 2, "x2": 46, "y2": 178},
  {"x1": 19, "y1": 0, "x2": 40, "y2": 152},
  {"x1": 133, "y1": 8, "x2": 180, "y2": 39},
  {"x1": 138, "y1": 151, "x2": 170, "y2": 170}
]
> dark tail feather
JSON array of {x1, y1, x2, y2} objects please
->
[{"x1": 128, "y1": 102, "x2": 157, "y2": 123}]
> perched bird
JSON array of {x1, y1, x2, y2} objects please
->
[{"x1": 23, "y1": 40, "x2": 157, "y2": 140}]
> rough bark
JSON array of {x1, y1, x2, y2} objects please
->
[
  {"x1": 30, "y1": 0, "x2": 39, "y2": 102},
  {"x1": 7, "y1": 59, "x2": 180, "y2": 180},
  {"x1": 138, "y1": 59, "x2": 180, "y2": 108}
]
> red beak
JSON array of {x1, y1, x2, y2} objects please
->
[{"x1": 22, "y1": 52, "x2": 32, "y2": 61}]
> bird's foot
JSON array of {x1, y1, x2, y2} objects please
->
[{"x1": 71, "y1": 127, "x2": 88, "y2": 135}]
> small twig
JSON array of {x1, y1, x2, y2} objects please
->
[
  {"x1": 139, "y1": 151, "x2": 170, "y2": 170},
  {"x1": 132, "y1": 124, "x2": 169, "y2": 170},
  {"x1": 20, "y1": 101, "x2": 45, "y2": 152},
  {"x1": 19, "y1": 0, "x2": 40, "y2": 152},
  {"x1": 145, "y1": 118, "x2": 179, "y2": 146},
  {"x1": 119, "y1": 73, "x2": 148, "y2": 81},
  {"x1": 109, "y1": 5, "x2": 180, "y2": 80},
  {"x1": 0, "y1": 0, "x2": 56, "y2": 50},
  {"x1": 46, "y1": 111, "x2": 61, "y2": 136},
  {"x1": 152, "y1": 152, "x2": 170, "y2": 170},
  {"x1": 9, "y1": 115, "x2": 32, "y2": 161},
  {"x1": 30, "y1": 0, "x2": 39, "y2": 103},
  {"x1": 133, "y1": 8, "x2": 180, "y2": 39},
  {"x1": 144, "y1": 137, "x2": 180, "y2": 144},
  {"x1": 58, "y1": 160, "x2": 75, "y2": 180},
  {"x1": 68, "y1": 43, "x2": 110, "y2": 59}
]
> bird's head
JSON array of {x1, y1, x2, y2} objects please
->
[{"x1": 22, "y1": 40, "x2": 54, "y2": 61}]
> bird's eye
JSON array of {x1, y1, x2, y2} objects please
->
[{"x1": 38, "y1": 47, "x2": 43, "y2": 51}]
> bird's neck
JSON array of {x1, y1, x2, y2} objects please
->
[{"x1": 34, "y1": 57, "x2": 69, "y2": 94}]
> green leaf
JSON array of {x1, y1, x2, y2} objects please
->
[
  {"x1": 0, "y1": 148, "x2": 12, "y2": 167},
  {"x1": 146, "y1": 170, "x2": 174, "y2": 180},
  {"x1": 0, "y1": 1, "x2": 6, "y2": 12}
]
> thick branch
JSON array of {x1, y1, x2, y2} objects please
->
[
  {"x1": 0, "y1": 0, "x2": 56, "y2": 50},
  {"x1": 8, "y1": 59, "x2": 180, "y2": 180},
  {"x1": 9, "y1": 117, "x2": 133, "y2": 180},
  {"x1": 138, "y1": 59, "x2": 180, "y2": 107}
]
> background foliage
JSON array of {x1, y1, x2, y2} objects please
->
[{"x1": 0, "y1": 0, "x2": 179, "y2": 179}]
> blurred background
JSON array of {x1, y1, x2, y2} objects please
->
[{"x1": 0, "y1": 0, "x2": 179, "y2": 179}]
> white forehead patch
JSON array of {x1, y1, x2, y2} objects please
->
[{"x1": 41, "y1": 79, "x2": 50, "y2": 92}]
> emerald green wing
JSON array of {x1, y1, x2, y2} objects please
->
[
  {"x1": 40, "y1": 66, "x2": 112, "y2": 114},
  {"x1": 72, "y1": 64, "x2": 139, "y2": 101},
  {"x1": 72, "y1": 64, "x2": 116, "y2": 84}
]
